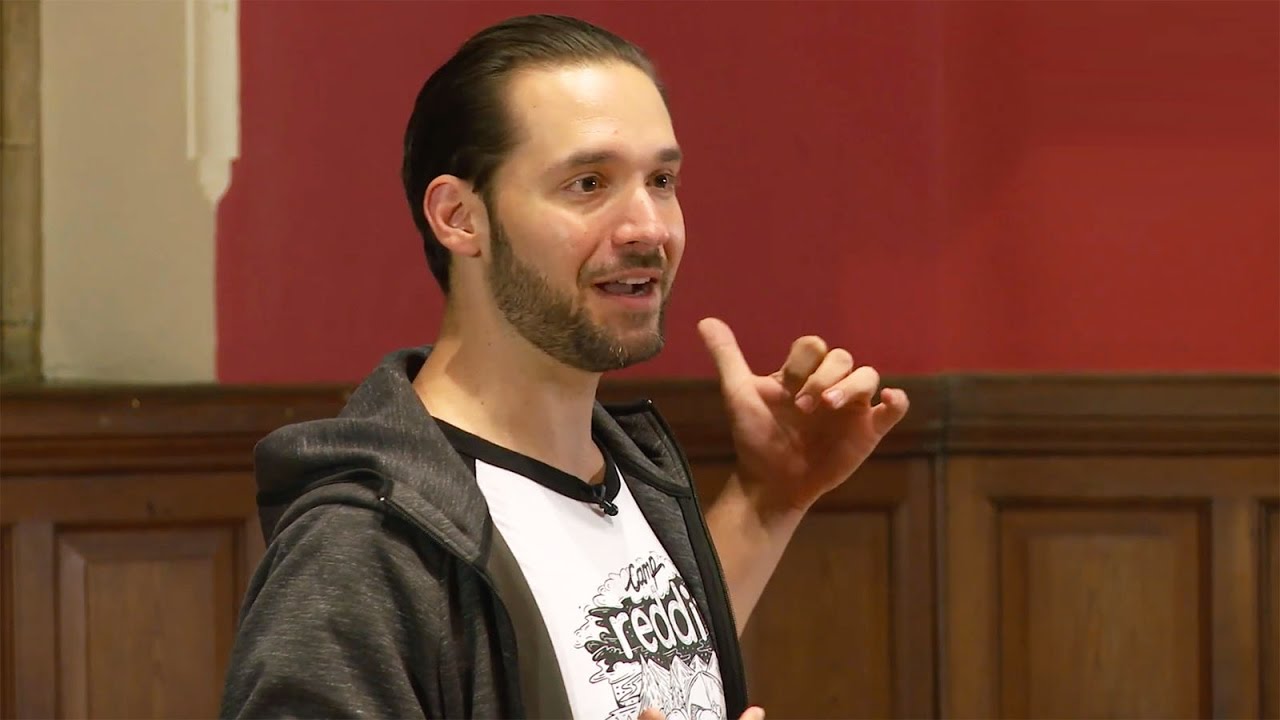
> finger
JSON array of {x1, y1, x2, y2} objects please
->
[
  {"x1": 739, "y1": 707, "x2": 766, "y2": 720},
  {"x1": 820, "y1": 365, "x2": 881, "y2": 410},
  {"x1": 871, "y1": 386, "x2": 910, "y2": 434},
  {"x1": 697, "y1": 317, "x2": 755, "y2": 390},
  {"x1": 794, "y1": 348, "x2": 854, "y2": 413},
  {"x1": 638, "y1": 708, "x2": 666, "y2": 720},
  {"x1": 773, "y1": 335, "x2": 828, "y2": 396}
]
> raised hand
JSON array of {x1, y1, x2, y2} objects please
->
[{"x1": 697, "y1": 317, "x2": 909, "y2": 513}]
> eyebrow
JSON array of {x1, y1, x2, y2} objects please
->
[{"x1": 552, "y1": 146, "x2": 683, "y2": 173}]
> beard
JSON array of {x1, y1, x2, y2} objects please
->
[{"x1": 486, "y1": 216, "x2": 670, "y2": 373}]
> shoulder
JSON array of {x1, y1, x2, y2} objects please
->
[{"x1": 262, "y1": 501, "x2": 452, "y2": 588}]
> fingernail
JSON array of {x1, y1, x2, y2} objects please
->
[
  {"x1": 824, "y1": 389, "x2": 845, "y2": 408},
  {"x1": 795, "y1": 394, "x2": 816, "y2": 413}
]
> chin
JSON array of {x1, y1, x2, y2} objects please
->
[
  {"x1": 624, "y1": 337, "x2": 665, "y2": 364},
  {"x1": 613, "y1": 319, "x2": 665, "y2": 347},
  {"x1": 615, "y1": 330, "x2": 666, "y2": 367},
  {"x1": 575, "y1": 330, "x2": 664, "y2": 373}
]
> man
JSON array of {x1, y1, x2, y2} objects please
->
[{"x1": 220, "y1": 13, "x2": 908, "y2": 720}]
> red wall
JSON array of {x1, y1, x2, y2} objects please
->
[{"x1": 217, "y1": 1, "x2": 1278, "y2": 383}]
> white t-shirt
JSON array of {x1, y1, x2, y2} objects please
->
[{"x1": 438, "y1": 421, "x2": 726, "y2": 720}]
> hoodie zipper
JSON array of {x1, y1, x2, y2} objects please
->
[
  {"x1": 641, "y1": 399, "x2": 749, "y2": 712},
  {"x1": 375, "y1": 490, "x2": 518, "y2": 624},
  {"x1": 366, "y1": 475, "x2": 527, "y2": 718}
]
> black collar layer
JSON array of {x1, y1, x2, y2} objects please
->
[{"x1": 435, "y1": 419, "x2": 622, "y2": 516}]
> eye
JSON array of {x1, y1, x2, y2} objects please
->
[
  {"x1": 569, "y1": 175, "x2": 605, "y2": 194},
  {"x1": 652, "y1": 172, "x2": 680, "y2": 191}
]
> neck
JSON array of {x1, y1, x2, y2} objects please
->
[{"x1": 412, "y1": 302, "x2": 605, "y2": 484}]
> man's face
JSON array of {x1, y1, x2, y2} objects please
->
[{"x1": 481, "y1": 62, "x2": 685, "y2": 373}]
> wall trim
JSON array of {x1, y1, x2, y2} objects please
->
[
  {"x1": 184, "y1": 0, "x2": 238, "y2": 204},
  {"x1": 2, "y1": 374, "x2": 1275, "y2": 477}
]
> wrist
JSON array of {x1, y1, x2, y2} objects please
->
[{"x1": 723, "y1": 469, "x2": 810, "y2": 531}]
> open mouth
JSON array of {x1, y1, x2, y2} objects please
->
[{"x1": 594, "y1": 279, "x2": 657, "y2": 297}]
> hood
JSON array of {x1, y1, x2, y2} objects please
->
[{"x1": 252, "y1": 347, "x2": 492, "y2": 561}]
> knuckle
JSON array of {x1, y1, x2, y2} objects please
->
[
  {"x1": 793, "y1": 335, "x2": 827, "y2": 356},
  {"x1": 783, "y1": 363, "x2": 807, "y2": 379}
]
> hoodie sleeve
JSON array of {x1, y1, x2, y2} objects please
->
[{"x1": 219, "y1": 503, "x2": 456, "y2": 719}]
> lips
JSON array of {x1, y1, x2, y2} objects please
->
[
  {"x1": 591, "y1": 269, "x2": 663, "y2": 285},
  {"x1": 590, "y1": 264, "x2": 663, "y2": 297},
  {"x1": 596, "y1": 278, "x2": 657, "y2": 296}
]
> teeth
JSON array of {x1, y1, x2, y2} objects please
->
[{"x1": 620, "y1": 278, "x2": 650, "y2": 285}]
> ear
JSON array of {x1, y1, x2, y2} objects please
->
[{"x1": 423, "y1": 175, "x2": 486, "y2": 258}]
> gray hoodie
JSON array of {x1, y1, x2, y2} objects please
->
[{"x1": 219, "y1": 347, "x2": 748, "y2": 719}]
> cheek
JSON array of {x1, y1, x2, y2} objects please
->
[
  {"x1": 665, "y1": 212, "x2": 687, "y2": 270},
  {"x1": 499, "y1": 202, "x2": 595, "y2": 283},
  {"x1": 542, "y1": 214, "x2": 600, "y2": 286}
]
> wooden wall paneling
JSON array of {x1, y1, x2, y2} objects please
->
[
  {"x1": 998, "y1": 504, "x2": 1208, "y2": 718},
  {"x1": 889, "y1": 458, "x2": 937, "y2": 720},
  {"x1": 1, "y1": 524, "x2": 10, "y2": 719},
  {"x1": 1211, "y1": 498, "x2": 1261, "y2": 718},
  {"x1": 944, "y1": 375, "x2": 1279, "y2": 454},
  {"x1": 229, "y1": 515, "x2": 267, "y2": 695},
  {"x1": 236, "y1": 514, "x2": 266, "y2": 614},
  {"x1": 0, "y1": 473, "x2": 260, "y2": 719},
  {"x1": 941, "y1": 458, "x2": 998, "y2": 718},
  {"x1": 734, "y1": 457, "x2": 935, "y2": 719},
  {"x1": 1263, "y1": 502, "x2": 1280, "y2": 720},
  {"x1": 744, "y1": 508, "x2": 893, "y2": 718},
  {"x1": 0, "y1": 473, "x2": 259, "y2": 527},
  {"x1": 57, "y1": 532, "x2": 87, "y2": 718},
  {"x1": 57, "y1": 528, "x2": 237, "y2": 718},
  {"x1": 9, "y1": 522, "x2": 55, "y2": 718},
  {"x1": 0, "y1": 385, "x2": 351, "y2": 476},
  {"x1": 1, "y1": 374, "x2": 1274, "y2": 720},
  {"x1": 943, "y1": 455, "x2": 1278, "y2": 720}
]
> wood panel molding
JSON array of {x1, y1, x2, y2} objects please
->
[
  {"x1": 4, "y1": 374, "x2": 1275, "y2": 474},
  {"x1": 945, "y1": 374, "x2": 1280, "y2": 455},
  {"x1": 8, "y1": 522, "x2": 55, "y2": 718},
  {"x1": 1263, "y1": 501, "x2": 1280, "y2": 719},
  {"x1": 0, "y1": 385, "x2": 352, "y2": 475}
]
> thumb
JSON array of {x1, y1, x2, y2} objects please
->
[
  {"x1": 739, "y1": 706, "x2": 766, "y2": 720},
  {"x1": 697, "y1": 317, "x2": 754, "y2": 389},
  {"x1": 638, "y1": 708, "x2": 666, "y2": 720}
]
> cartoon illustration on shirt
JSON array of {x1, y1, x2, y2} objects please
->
[{"x1": 575, "y1": 551, "x2": 725, "y2": 720}]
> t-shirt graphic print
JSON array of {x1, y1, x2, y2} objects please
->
[
  {"x1": 437, "y1": 420, "x2": 725, "y2": 720},
  {"x1": 575, "y1": 551, "x2": 725, "y2": 720}
]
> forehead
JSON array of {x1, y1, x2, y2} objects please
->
[{"x1": 501, "y1": 62, "x2": 677, "y2": 168}]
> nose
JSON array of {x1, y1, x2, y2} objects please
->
[{"x1": 612, "y1": 184, "x2": 671, "y2": 249}]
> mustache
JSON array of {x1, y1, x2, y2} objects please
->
[{"x1": 583, "y1": 252, "x2": 667, "y2": 282}]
